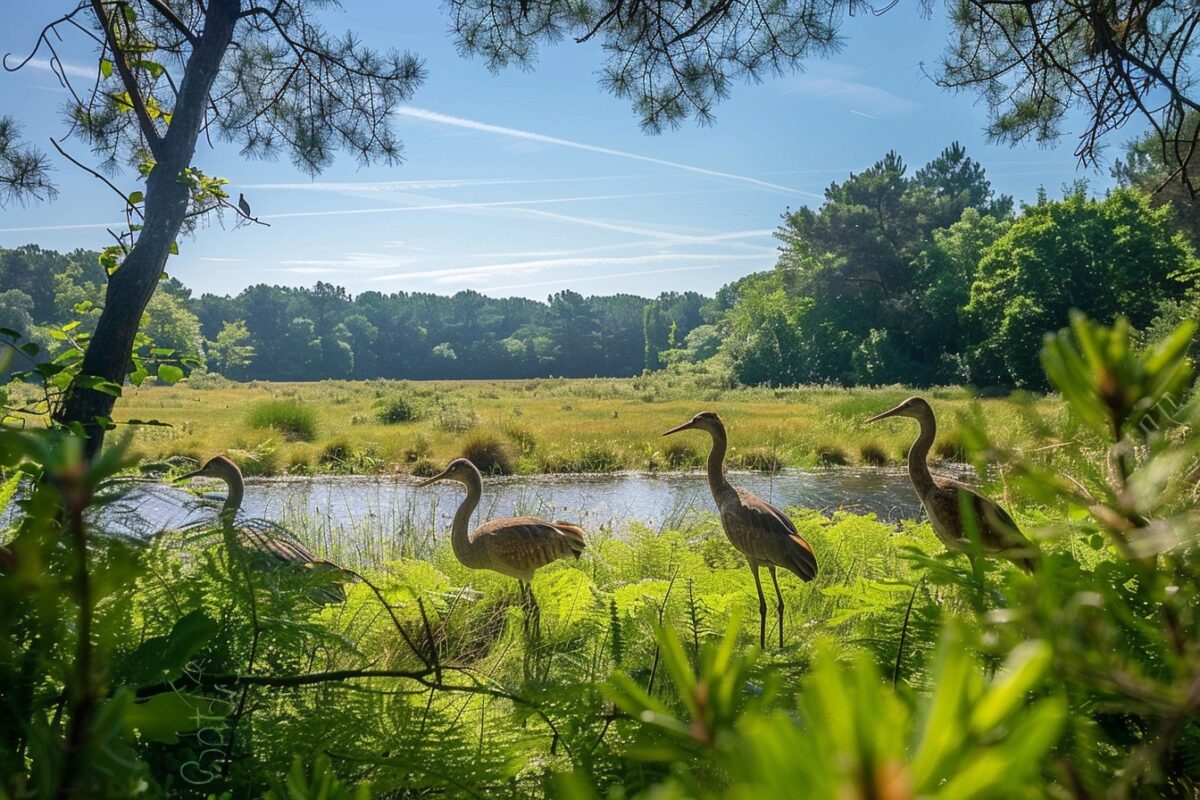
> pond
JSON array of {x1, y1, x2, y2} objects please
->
[{"x1": 99, "y1": 467, "x2": 955, "y2": 564}]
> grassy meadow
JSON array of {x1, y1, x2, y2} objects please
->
[{"x1": 112, "y1": 371, "x2": 1077, "y2": 477}]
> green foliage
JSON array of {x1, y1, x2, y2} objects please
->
[
  {"x1": 461, "y1": 432, "x2": 514, "y2": 475},
  {"x1": 375, "y1": 390, "x2": 423, "y2": 424},
  {"x1": 247, "y1": 399, "x2": 318, "y2": 442},
  {"x1": 967, "y1": 190, "x2": 1198, "y2": 387}
]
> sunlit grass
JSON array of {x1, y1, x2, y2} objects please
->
[{"x1": 112, "y1": 372, "x2": 1075, "y2": 476}]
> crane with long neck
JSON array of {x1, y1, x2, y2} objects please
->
[
  {"x1": 417, "y1": 458, "x2": 587, "y2": 623},
  {"x1": 866, "y1": 397, "x2": 1038, "y2": 571},
  {"x1": 175, "y1": 455, "x2": 346, "y2": 602},
  {"x1": 664, "y1": 412, "x2": 818, "y2": 649}
]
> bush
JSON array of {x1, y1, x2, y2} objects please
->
[
  {"x1": 539, "y1": 442, "x2": 622, "y2": 473},
  {"x1": 432, "y1": 393, "x2": 478, "y2": 433},
  {"x1": 461, "y1": 433, "x2": 514, "y2": 475},
  {"x1": 934, "y1": 431, "x2": 966, "y2": 462},
  {"x1": 377, "y1": 393, "x2": 423, "y2": 424},
  {"x1": 662, "y1": 440, "x2": 702, "y2": 469},
  {"x1": 247, "y1": 399, "x2": 317, "y2": 442},
  {"x1": 815, "y1": 442, "x2": 849, "y2": 467},
  {"x1": 858, "y1": 442, "x2": 890, "y2": 466}
]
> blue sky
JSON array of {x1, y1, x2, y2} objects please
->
[{"x1": 0, "y1": 2, "x2": 1117, "y2": 300}]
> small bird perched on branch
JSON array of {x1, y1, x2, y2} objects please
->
[{"x1": 237, "y1": 192, "x2": 251, "y2": 218}]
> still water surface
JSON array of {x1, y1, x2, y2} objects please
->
[{"x1": 106, "y1": 468, "x2": 950, "y2": 550}]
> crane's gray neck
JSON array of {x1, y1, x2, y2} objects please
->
[
  {"x1": 907, "y1": 410, "x2": 937, "y2": 498},
  {"x1": 450, "y1": 475, "x2": 482, "y2": 567},
  {"x1": 220, "y1": 471, "x2": 244, "y2": 516},
  {"x1": 705, "y1": 424, "x2": 734, "y2": 499}
]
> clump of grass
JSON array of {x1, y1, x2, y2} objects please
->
[
  {"x1": 404, "y1": 434, "x2": 432, "y2": 463},
  {"x1": 377, "y1": 392, "x2": 423, "y2": 424},
  {"x1": 461, "y1": 433, "x2": 514, "y2": 475},
  {"x1": 662, "y1": 440, "x2": 701, "y2": 469},
  {"x1": 540, "y1": 442, "x2": 622, "y2": 473},
  {"x1": 816, "y1": 442, "x2": 849, "y2": 467},
  {"x1": 859, "y1": 441, "x2": 890, "y2": 467},
  {"x1": 247, "y1": 399, "x2": 317, "y2": 442},
  {"x1": 285, "y1": 444, "x2": 314, "y2": 474},
  {"x1": 229, "y1": 445, "x2": 279, "y2": 476},
  {"x1": 319, "y1": 439, "x2": 353, "y2": 468},
  {"x1": 500, "y1": 422, "x2": 537, "y2": 457},
  {"x1": 432, "y1": 393, "x2": 478, "y2": 433},
  {"x1": 410, "y1": 458, "x2": 439, "y2": 478},
  {"x1": 935, "y1": 432, "x2": 966, "y2": 462},
  {"x1": 732, "y1": 448, "x2": 782, "y2": 472}
]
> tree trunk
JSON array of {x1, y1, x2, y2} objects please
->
[{"x1": 53, "y1": 0, "x2": 240, "y2": 459}]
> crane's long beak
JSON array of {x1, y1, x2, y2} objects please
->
[
  {"x1": 173, "y1": 469, "x2": 203, "y2": 482},
  {"x1": 864, "y1": 404, "x2": 905, "y2": 424},
  {"x1": 662, "y1": 420, "x2": 697, "y2": 436},
  {"x1": 415, "y1": 467, "x2": 452, "y2": 488}
]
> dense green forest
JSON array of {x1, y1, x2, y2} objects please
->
[{"x1": 4, "y1": 143, "x2": 1197, "y2": 388}]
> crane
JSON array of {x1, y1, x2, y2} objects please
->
[
  {"x1": 866, "y1": 396, "x2": 1038, "y2": 571},
  {"x1": 664, "y1": 412, "x2": 817, "y2": 648}
]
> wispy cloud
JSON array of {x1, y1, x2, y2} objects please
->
[
  {"x1": 260, "y1": 191, "x2": 690, "y2": 221},
  {"x1": 395, "y1": 107, "x2": 819, "y2": 197},
  {"x1": 786, "y1": 64, "x2": 918, "y2": 117},
  {"x1": 0, "y1": 221, "x2": 121, "y2": 233},
  {"x1": 517, "y1": 208, "x2": 775, "y2": 246},
  {"x1": 277, "y1": 252, "x2": 415, "y2": 271},
  {"x1": 18, "y1": 57, "x2": 97, "y2": 80},
  {"x1": 243, "y1": 175, "x2": 659, "y2": 192},
  {"x1": 486, "y1": 264, "x2": 744, "y2": 292},
  {"x1": 371, "y1": 252, "x2": 766, "y2": 284}
]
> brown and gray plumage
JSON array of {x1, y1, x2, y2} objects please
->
[
  {"x1": 866, "y1": 397, "x2": 1038, "y2": 572},
  {"x1": 417, "y1": 458, "x2": 586, "y2": 613},
  {"x1": 664, "y1": 412, "x2": 817, "y2": 649},
  {"x1": 175, "y1": 455, "x2": 346, "y2": 603}
]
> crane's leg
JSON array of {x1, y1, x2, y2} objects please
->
[
  {"x1": 518, "y1": 580, "x2": 530, "y2": 636},
  {"x1": 751, "y1": 564, "x2": 767, "y2": 649},
  {"x1": 768, "y1": 565, "x2": 785, "y2": 649}
]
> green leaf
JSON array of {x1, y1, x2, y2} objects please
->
[
  {"x1": 128, "y1": 190, "x2": 144, "y2": 204},
  {"x1": 127, "y1": 610, "x2": 220, "y2": 687},
  {"x1": 99, "y1": 58, "x2": 113, "y2": 78},
  {"x1": 123, "y1": 692, "x2": 222, "y2": 744},
  {"x1": 157, "y1": 364, "x2": 184, "y2": 384}
]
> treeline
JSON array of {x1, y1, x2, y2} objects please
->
[
  {"x1": 4, "y1": 138, "x2": 1197, "y2": 388},
  {"x1": 0, "y1": 245, "x2": 712, "y2": 380},
  {"x1": 705, "y1": 142, "x2": 1200, "y2": 389}
]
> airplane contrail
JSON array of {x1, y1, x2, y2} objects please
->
[
  {"x1": 395, "y1": 107, "x2": 821, "y2": 198},
  {"x1": 486, "y1": 263, "x2": 746, "y2": 292},
  {"x1": 371, "y1": 253, "x2": 765, "y2": 283}
]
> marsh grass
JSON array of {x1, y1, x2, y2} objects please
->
[
  {"x1": 114, "y1": 375, "x2": 1081, "y2": 477},
  {"x1": 247, "y1": 399, "x2": 318, "y2": 442}
]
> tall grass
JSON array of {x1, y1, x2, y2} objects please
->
[
  {"x1": 246, "y1": 399, "x2": 318, "y2": 442},
  {"x1": 116, "y1": 375, "x2": 1079, "y2": 477}
]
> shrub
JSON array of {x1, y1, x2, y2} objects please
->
[
  {"x1": 404, "y1": 434, "x2": 432, "y2": 463},
  {"x1": 662, "y1": 440, "x2": 702, "y2": 469},
  {"x1": 935, "y1": 432, "x2": 966, "y2": 462},
  {"x1": 815, "y1": 442, "x2": 849, "y2": 467},
  {"x1": 500, "y1": 422, "x2": 537, "y2": 457},
  {"x1": 858, "y1": 442, "x2": 890, "y2": 466},
  {"x1": 410, "y1": 458, "x2": 439, "y2": 477},
  {"x1": 247, "y1": 399, "x2": 317, "y2": 442},
  {"x1": 461, "y1": 433, "x2": 514, "y2": 475},
  {"x1": 432, "y1": 393, "x2": 478, "y2": 433},
  {"x1": 377, "y1": 393, "x2": 423, "y2": 424}
]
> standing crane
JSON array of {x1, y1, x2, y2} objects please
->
[
  {"x1": 664, "y1": 412, "x2": 817, "y2": 648},
  {"x1": 416, "y1": 458, "x2": 586, "y2": 626},
  {"x1": 174, "y1": 455, "x2": 346, "y2": 603},
  {"x1": 865, "y1": 397, "x2": 1038, "y2": 571}
]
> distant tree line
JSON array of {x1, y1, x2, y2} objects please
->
[
  {"x1": 4, "y1": 140, "x2": 1196, "y2": 390},
  {"x1": 0, "y1": 245, "x2": 711, "y2": 381}
]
